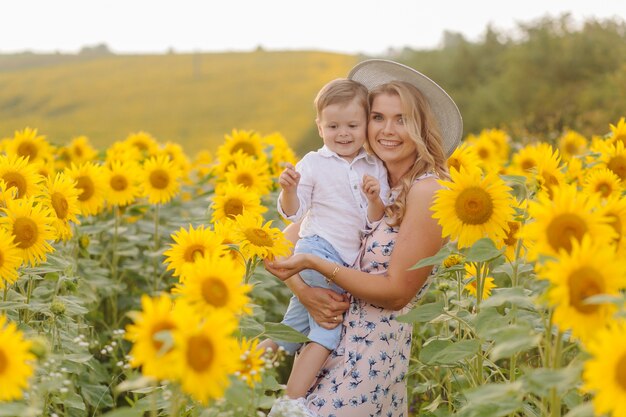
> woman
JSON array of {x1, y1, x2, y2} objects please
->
[{"x1": 266, "y1": 59, "x2": 462, "y2": 417}]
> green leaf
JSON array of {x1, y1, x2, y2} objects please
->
[
  {"x1": 0, "y1": 403, "x2": 32, "y2": 416},
  {"x1": 522, "y1": 364, "x2": 583, "y2": 396},
  {"x1": 474, "y1": 308, "x2": 509, "y2": 339},
  {"x1": 81, "y1": 383, "x2": 114, "y2": 408},
  {"x1": 457, "y1": 382, "x2": 524, "y2": 417},
  {"x1": 263, "y1": 322, "x2": 310, "y2": 343},
  {"x1": 480, "y1": 287, "x2": 536, "y2": 310},
  {"x1": 396, "y1": 300, "x2": 445, "y2": 323},
  {"x1": 64, "y1": 391, "x2": 87, "y2": 411},
  {"x1": 239, "y1": 315, "x2": 265, "y2": 339},
  {"x1": 563, "y1": 402, "x2": 594, "y2": 417},
  {"x1": 63, "y1": 353, "x2": 94, "y2": 364},
  {"x1": 100, "y1": 407, "x2": 148, "y2": 417},
  {"x1": 463, "y1": 238, "x2": 503, "y2": 263},
  {"x1": 410, "y1": 245, "x2": 452, "y2": 269},
  {"x1": 421, "y1": 339, "x2": 479, "y2": 365},
  {"x1": 489, "y1": 326, "x2": 542, "y2": 361}
]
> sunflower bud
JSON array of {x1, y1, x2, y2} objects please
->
[
  {"x1": 78, "y1": 234, "x2": 90, "y2": 249},
  {"x1": 443, "y1": 254, "x2": 465, "y2": 268},
  {"x1": 51, "y1": 300, "x2": 66, "y2": 316}
]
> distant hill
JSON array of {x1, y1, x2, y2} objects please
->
[{"x1": 0, "y1": 51, "x2": 359, "y2": 157}]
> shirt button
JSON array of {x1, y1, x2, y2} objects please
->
[{"x1": 353, "y1": 185, "x2": 357, "y2": 189}]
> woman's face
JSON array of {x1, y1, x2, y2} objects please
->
[{"x1": 368, "y1": 92, "x2": 418, "y2": 170}]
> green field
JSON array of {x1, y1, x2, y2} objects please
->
[{"x1": 0, "y1": 51, "x2": 359, "y2": 156}]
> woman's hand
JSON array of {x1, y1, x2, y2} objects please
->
[
  {"x1": 263, "y1": 254, "x2": 310, "y2": 281},
  {"x1": 295, "y1": 286, "x2": 350, "y2": 329}
]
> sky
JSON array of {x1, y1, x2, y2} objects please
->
[{"x1": 1, "y1": 0, "x2": 625, "y2": 55}]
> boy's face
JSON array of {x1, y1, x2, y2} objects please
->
[{"x1": 316, "y1": 98, "x2": 367, "y2": 161}]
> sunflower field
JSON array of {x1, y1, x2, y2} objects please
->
[{"x1": 1, "y1": 118, "x2": 626, "y2": 417}]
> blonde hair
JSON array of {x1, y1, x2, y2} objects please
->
[
  {"x1": 314, "y1": 78, "x2": 369, "y2": 118},
  {"x1": 369, "y1": 81, "x2": 450, "y2": 226}
]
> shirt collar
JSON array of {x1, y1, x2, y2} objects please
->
[{"x1": 318, "y1": 145, "x2": 378, "y2": 165}]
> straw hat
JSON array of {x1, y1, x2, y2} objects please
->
[{"x1": 348, "y1": 59, "x2": 463, "y2": 157}]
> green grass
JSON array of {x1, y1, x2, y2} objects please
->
[{"x1": 0, "y1": 51, "x2": 359, "y2": 156}]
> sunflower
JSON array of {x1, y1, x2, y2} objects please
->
[
  {"x1": 191, "y1": 150, "x2": 214, "y2": 180},
  {"x1": 262, "y1": 132, "x2": 298, "y2": 178},
  {"x1": 523, "y1": 184, "x2": 616, "y2": 261},
  {"x1": 0, "y1": 181, "x2": 17, "y2": 208},
  {"x1": 235, "y1": 338, "x2": 265, "y2": 388},
  {"x1": 125, "y1": 293, "x2": 184, "y2": 380},
  {"x1": 124, "y1": 131, "x2": 159, "y2": 159},
  {"x1": 432, "y1": 167, "x2": 515, "y2": 248},
  {"x1": 213, "y1": 220, "x2": 243, "y2": 263},
  {"x1": 158, "y1": 142, "x2": 191, "y2": 176},
  {"x1": 608, "y1": 117, "x2": 626, "y2": 147},
  {"x1": 563, "y1": 156, "x2": 585, "y2": 187},
  {"x1": 104, "y1": 160, "x2": 141, "y2": 207},
  {"x1": 64, "y1": 162, "x2": 107, "y2": 216},
  {"x1": 66, "y1": 135, "x2": 98, "y2": 165},
  {"x1": 5, "y1": 127, "x2": 55, "y2": 166},
  {"x1": 597, "y1": 140, "x2": 626, "y2": 182},
  {"x1": 210, "y1": 183, "x2": 266, "y2": 224},
  {"x1": 540, "y1": 236, "x2": 626, "y2": 343},
  {"x1": 174, "y1": 253, "x2": 250, "y2": 316},
  {"x1": 464, "y1": 263, "x2": 497, "y2": 300},
  {"x1": 172, "y1": 309, "x2": 239, "y2": 404},
  {"x1": 42, "y1": 172, "x2": 81, "y2": 241},
  {"x1": 105, "y1": 141, "x2": 143, "y2": 167},
  {"x1": 216, "y1": 129, "x2": 266, "y2": 162},
  {"x1": 479, "y1": 128, "x2": 510, "y2": 161},
  {"x1": 234, "y1": 212, "x2": 293, "y2": 261},
  {"x1": 221, "y1": 153, "x2": 273, "y2": 196},
  {"x1": 509, "y1": 143, "x2": 547, "y2": 179},
  {"x1": 446, "y1": 143, "x2": 482, "y2": 175},
  {"x1": 534, "y1": 145, "x2": 565, "y2": 198},
  {"x1": 0, "y1": 228, "x2": 23, "y2": 288},
  {"x1": 582, "y1": 168, "x2": 622, "y2": 199},
  {"x1": 162, "y1": 224, "x2": 229, "y2": 278},
  {"x1": 0, "y1": 154, "x2": 44, "y2": 199},
  {"x1": 0, "y1": 315, "x2": 35, "y2": 401},
  {"x1": 1, "y1": 197, "x2": 55, "y2": 267},
  {"x1": 558, "y1": 130, "x2": 588, "y2": 160},
  {"x1": 140, "y1": 155, "x2": 181, "y2": 205},
  {"x1": 582, "y1": 319, "x2": 626, "y2": 417},
  {"x1": 596, "y1": 195, "x2": 626, "y2": 256},
  {"x1": 466, "y1": 134, "x2": 502, "y2": 172}
]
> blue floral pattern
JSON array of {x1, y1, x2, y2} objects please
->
[{"x1": 304, "y1": 174, "x2": 434, "y2": 416}]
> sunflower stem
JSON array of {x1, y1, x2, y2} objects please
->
[{"x1": 153, "y1": 204, "x2": 161, "y2": 293}]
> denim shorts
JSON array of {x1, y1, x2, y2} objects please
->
[{"x1": 277, "y1": 235, "x2": 348, "y2": 353}]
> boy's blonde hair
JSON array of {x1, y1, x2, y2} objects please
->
[{"x1": 314, "y1": 78, "x2": 369, "y2": 118}]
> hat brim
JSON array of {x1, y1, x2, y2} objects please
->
[{"x1": 348, "y1": 59, "x2": 462, "y2": 157}]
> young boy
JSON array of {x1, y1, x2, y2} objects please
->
[{"x1": 266, "y1": 78, "x2": 390, "y2": 403}]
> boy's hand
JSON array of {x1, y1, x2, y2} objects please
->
[
  {"x1": 362, "y1": 174, "x2": 381, "y2": 201},
  {"x1": 278, "y1": 163, "x2": 300, "y2": 193}
]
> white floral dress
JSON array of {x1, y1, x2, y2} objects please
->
[{"x1": 304, "y1": 174, "x2": 434, "y2": 417}]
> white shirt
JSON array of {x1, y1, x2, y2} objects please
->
[{"x1": 277, "y1": 145, "x2": 390, "y2": 265}]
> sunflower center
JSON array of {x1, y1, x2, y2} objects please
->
[
  {"x1": 74, "y1": 146, "x2": 84, "y2": 157},
  {"x1": 596, "y1": 182, "x2": 612, "y2": 197},
  {"x1": 149, "y1": 169, "x2": 170, "y2": 190},
  {"x1": 521, "y1": 158, "x2": 536, "y2": 171},
  {"x1": 13, "y1": 217, "x2": 38, "y2": 249},
  {"x1": 183, "y1": 244, "x2": 206, "y2": 262},
  {"x1": 454, "y1": 187, "x2": 494, "y2": 225},
  {"x1": 236, "y1": 173, "x2": 254, "y2": 188},
  {"x1": 565, "y1": 142, "x2": 578, "y2": 155},
  {"x1": 546, "y1": 213, "x2": 587, "y2": 253},
  {"x1": 17, "y1": 141, "x2": 38, "y2": 160},
  {"x1": 224, "y1": 198, "x2": 244, "y2": 218},
  {"x1": 186, "y1": 334, "x2": 214, "y2": 372},
  {"x1": 76, "y1": 176, "x2": 95, "y2": 201},
  {"x1": 542, "y1": 172, "x2": 560, "y2": 187},
  {"x1": 616, "y1": 354, "x2": 626, "y2": 390},
  {"x1": 3, "y1": 172, "x2": 27, "y2": 198},
  {"x1": 110, "y1": 174, "x2": 129, "y2": 191},
  {"x1": 608, "y1": 156, "x2": 626, "y2": 181},
  {"x1": 244, "y1": 228, "x2": 274, "y2": 247},
  {"x1": 201, "y1": 278, "x2": 229, "y2": 307},
  {"x1": 503, "y1": 221, "x2": 520, "y2": 246},
  {"x1": 568, "y1": 266, "x2": 603, "y2": 314},
  {"x1": 51, "y1": 192, "x2": 69, "y2": 219},
  {"x1": 151, "y1": 320, "x2": 176, "y2": 352},
  {"x1": 231, "y1": 142, "x2": 257, "y2": 157},
  {"x1": 133, "y1": 141, "x2": 149, "y2": 151},
  {"x1": 0, "y1": 349, "x2": 7, "y2": 373}
]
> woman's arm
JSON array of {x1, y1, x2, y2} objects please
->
[
  {"x1": 266, "y1": 178, "x2": 444, "y2": 310},
  {"x1": 274, "y1": 222, "x2": 350, "y2": 327}
]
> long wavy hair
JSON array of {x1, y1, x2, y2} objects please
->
[{"x1": 368, "y1": 81, "x2": 450, "y2": 227}]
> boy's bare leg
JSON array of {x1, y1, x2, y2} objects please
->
[{"x1": 286, "y1": 342, "x2": 331, "y2": 398}]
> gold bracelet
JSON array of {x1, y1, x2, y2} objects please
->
[{"x1": 327, "y1": 265, "x2": 340, "y2": 284}]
